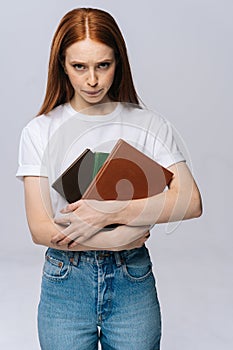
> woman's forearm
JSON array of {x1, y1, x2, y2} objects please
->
[
  {"x1": 69, "y1": 224, "x2": 150, "y2": 249},
  {"x1": 28, "y1": 218, "x2": 88, "y2": 250},
  {"x1": 30, "y1": 218, "x2": 149, "y2": 251},
  {"x1": 107, "y1": 163, "x2": 202, "y2": 227},
  {"x1": 58, "y1": 162, "x2": 202, "y2": 238},
  {"x1": 114, "y1": 187, "x2": 201, "y2": 226}
]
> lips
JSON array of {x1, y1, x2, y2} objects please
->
[{"x1": 82, "y1": 89, "x2": 103, "y2": 96}]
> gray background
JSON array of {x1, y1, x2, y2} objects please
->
[{"x1": 1, "y1": 0, "x2": 232, "y2": 349}]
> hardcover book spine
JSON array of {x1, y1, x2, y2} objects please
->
[{"x1": 82, "y1": 140, "x2": 122, "y2": 199}]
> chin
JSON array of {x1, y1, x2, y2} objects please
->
[{"x1": 84, "y1": 96, "x2": 108, "y2": 105}]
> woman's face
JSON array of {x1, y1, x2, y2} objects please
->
[{"x1": 64, "y1": 38, "x2": 116, "y2": 111}]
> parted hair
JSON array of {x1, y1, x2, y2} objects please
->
[{"x1": 37, "y1": 8, "x2": 139, "y2": 115}]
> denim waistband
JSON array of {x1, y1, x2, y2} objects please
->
[
  {"x1": 46, "y1": 246, "x2": 147, "y2": 267},
  {"x1": 76, "y1": 251, "x2": 123, "y2": 266}
]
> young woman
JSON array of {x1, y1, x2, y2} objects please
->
[{"x1": 16, "y1": 8, "x2": 202, "y2": 350}]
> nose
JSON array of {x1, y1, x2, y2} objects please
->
[{"x1": 87, "y1": 69, "x2": 98, "y2": 87}]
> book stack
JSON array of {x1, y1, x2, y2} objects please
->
[{"x1": 52, "y1": 139, "x2": 173, "y2": 203}]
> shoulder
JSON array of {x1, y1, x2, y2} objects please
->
[
  {"x1": 120, "y1": 103, "x2": 169, "y2": 130},
  {"x1": 21, "y1": 104, "x2": 73, "y2": 143},
  {"x1": 24, "y1": 104, "x2": 64, "y2": 132}
]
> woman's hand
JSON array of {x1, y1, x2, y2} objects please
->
[
  {"x1": 51, "y1": 199, "x2": 117, "y2": 246},
  {"x1": 51, "y1": 223, "x2": 150, "y2": 250},
  {"x1": 51, "y1": 231, "x2": 150, "y2": 251},
  {"x1": 61, "y1": 201, "x2": 84, "y2": 213},
  {"x1": 51, "y1": 199, "x2": 151, "y2": 249}
]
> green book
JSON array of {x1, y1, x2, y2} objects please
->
[{"x1": 92, "y1": 152, "x2": 109, "y2": 179}]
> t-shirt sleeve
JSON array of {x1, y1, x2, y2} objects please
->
[
  {"x1": 153, "y1": 117, "x2": 185, "y2": 168},
  {"x1": 16, "y1": 125, "x2": 48, "y2": 181}
]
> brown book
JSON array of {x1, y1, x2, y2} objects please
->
[{"x1": 82, "y1": 139, "x2": 173, "y2": 201}]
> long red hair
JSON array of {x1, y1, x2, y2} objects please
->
[{"x1": 37, "y1": 8, "x2": 140, "y2": 116}]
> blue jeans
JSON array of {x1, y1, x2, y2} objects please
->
[{"x1": 38, "y1": 245, "x2": 161, "y2": 349}]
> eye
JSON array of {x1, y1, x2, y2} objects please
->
[
  {"x1": 73, "y1": 64, "x2": 86, "y2": 71},
  {"x1": 98, "y1": 62, "x2": 111, "y2": 69}
]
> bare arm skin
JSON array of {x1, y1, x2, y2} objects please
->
[
  {"x1": 116, "y1": 161, "x2": 202, "y2": 226},
  {"x1": 23, "y1": 176, "x2": 150, "y2": 250},
  {"x1": 51, "y1": 161, "x2": 202, "y2": 248}
]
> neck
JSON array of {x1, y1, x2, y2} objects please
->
[{"x1": 70, "y1": 97, "x2": 118, "y2": 116}]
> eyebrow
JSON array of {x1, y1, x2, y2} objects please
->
[{"x1": 69, "y1": 58, "x2": 114, "y2": 64}]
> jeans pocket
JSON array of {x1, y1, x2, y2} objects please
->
[
  {"x1": 43, "y1": 250, "x2": 71, "y2": 282},
  {"x1": 122, "y1": 246, "x2": 153, "y2": 282},
  {"x1": 123, "y1": 262, "x2": 153, "y2": 282}
]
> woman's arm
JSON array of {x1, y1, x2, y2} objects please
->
[
  {"x1": 52, "y1": 161, "x2": 202, "y2": 247},
  {"x1": 116, "y1": 161, "x2": 202, "y2": 226},
  {"x1": 23, "y1": 176, "x2": 149, "y2": 250}
]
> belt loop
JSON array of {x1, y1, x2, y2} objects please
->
[
  {"x1": 114, "y1": 252, "x2": 123, "y2": 267},
  {"x1": 70, "y1": 251, "x2": 80, "y2": 267}
]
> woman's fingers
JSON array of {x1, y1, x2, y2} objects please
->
[
  {"x1": 60, "y1": 201, "x2": 80, "y2": 213},
  {"x1": 51, "y1": 216, "x2": 77, "y2": 244},
  {"x1": 51, "y1": 232, "x2": 79, "y2": 245},
  {"x1": 68, "y1": 240, "x2": 79, "y2": 249},
  {"x1": 51, "y1": 225, "x2": 80, "y2": 245},
  {"x1": 50, "y1": 232, "x2": 71, "y2": 244},
  {"x1": 54, "y1": 213, "x2": 72, "y2": 225}
]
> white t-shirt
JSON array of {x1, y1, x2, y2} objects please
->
[{"x1": 16, "y1": 102, "x2": 185, "y2": 217}]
